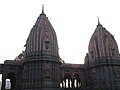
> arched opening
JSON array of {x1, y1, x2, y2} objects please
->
[
  {"x1": 6, "y1": 72, "x2": 16, "y2": 89},
  {"x1": 63, "y1": 73, "x2": 72, "y2": 88},
  {"x1": 5, "y1": 79, "x2": 11, "y2": 89},
  {"x1": 60, "y1": 79, "x2": 65, "y2": 88},
  {"x1": 43, "y1": 37, "x2": 51, "y2": 51},
  {"x1": 73, "y1": 74, "x2": 81, "y2": 88},
  {"x1": 0, "y1": 74, "x2": 2, "y2": 90}
]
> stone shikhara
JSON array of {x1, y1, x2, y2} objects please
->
[{"x1": 0, "y1": 6, "x2": 120, "y2": 90}]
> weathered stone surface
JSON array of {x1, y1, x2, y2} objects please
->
[{"x1": 0, "y1": 8, "x2": 120, "y2": 90}]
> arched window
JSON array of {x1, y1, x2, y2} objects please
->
[
  {"x1": 43, "y1": 37, "x2": 50, "y2": 50},
  {"x1": 45, "y1": 39, "x2": 50, "y2": 50},
  {"x1": 6, "y1": 72, "x2": 16, "y2": 89},
  {"x1": 73, "y1": 74, "x2": 81, "y2": 88},
  {"x1": 63, "y1": 73, "x2": 72, "y2": 88},
  {"x1": 5, "y1": 79, "x2": 11, "y2": 89}
]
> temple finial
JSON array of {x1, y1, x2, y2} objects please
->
[
  {"x1": 40, "y1": 4, "x2": 46, "y2": 16},
  {"x1": 97, "y1": 16, "x2": 101, "y2": 25},
  {"x1": 42, "y1": 4, "x2": 44, "y2": 14}
]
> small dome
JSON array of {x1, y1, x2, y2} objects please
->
[
  {"x1": 24, "y1": 9, "x2": 59, "y2": 62},
  {"x1": 25, "y1": 12, "x2": 59, "y2": 54},
  {"x1": 88, "y1": 23, "x2": 119, "y2": 61}
]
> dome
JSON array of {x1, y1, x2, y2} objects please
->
[
  {"x1": 88, "y1": 21, "x2": 119, "y2": 61},
  {"x1": 25, "y1": 10, "x2": 59, "y2": 56}
]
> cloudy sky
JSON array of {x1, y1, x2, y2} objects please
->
[{"x1": 0, "y1": 0, "x2": 120, "y2": 66}]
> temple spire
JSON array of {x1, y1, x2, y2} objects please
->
[
  {"x1": 40, "y1": 4, "x2": 46, "y2": 16},
  {"x1": 42, "y1": 4, "x2": 44, "y2": 14},
  {"x1": 97, "y1": 16, "x2": 102, "y2": 26},
  {"x1": 97, "y1": 16, "x2": 100, "y2": 25}
]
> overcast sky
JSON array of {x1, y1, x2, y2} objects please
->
[{"x1": 0, "y1": 0, "x2": 120, "y2": 65}]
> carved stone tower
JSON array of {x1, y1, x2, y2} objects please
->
[
  {"x1": 85, "y1": 19, "x2": 120, "y2": 90},
  {"x1": 22, "y1": 7, "x2": 61, "y2": 90},
  {"x1": 1, "y1": 7, "x2": 120, "y2": 90}
]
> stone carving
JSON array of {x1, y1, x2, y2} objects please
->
[
  {"x1": 114, "y1": 70, "x2": 120, "y2": 79},
  {"x1": 44, "y1": 69, "x2": 50, "y2": 78}
]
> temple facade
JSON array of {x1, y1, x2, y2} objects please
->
[{"x1": 0, "y1": 7, "x2": 120, "y2": 90}]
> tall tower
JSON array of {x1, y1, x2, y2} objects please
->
[
  {"x1": 85, "y1": 19, "x2": 120, "y2": 90},
  {"x1": 22, "y1": 7, "x2": 61, "y2": 90}
]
